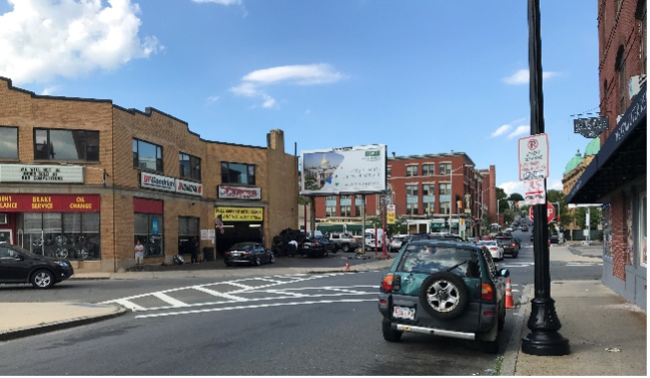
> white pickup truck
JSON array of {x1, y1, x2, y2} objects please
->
[{"x1": 328, "y1": 232, "x2": 359, "y2": 252}]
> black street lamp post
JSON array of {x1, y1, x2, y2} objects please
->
[{"x1": 521, "y1": 0, "x2": 570, "y2": 356}]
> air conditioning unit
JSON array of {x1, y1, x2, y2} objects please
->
[
  {"x1": 629, "y1": 74, "x2": 647, "y2": 99},
  {"x1": 0, "y1": 214, "x2": 7, "y2": 224}
]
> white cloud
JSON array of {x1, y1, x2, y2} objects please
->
[
  {"x1": 206, "y1": 95, "x2": 220, "y2": 104},
  {"x1": 508, "y1": 125, "x2": 529, "y2": 139},
  {"x1": 41, "y1": 85, "x2": 59, "y2": 96},
  {"x1": 547, "y1": 178, "x2": 563, "y2": 191},
  {"x1": 231, "y1": 64, "x2": 345, "y2": 109},
  {"x1": 0, "y1": 0, "x2": 162, "y2": 84},
  {"x1": 192, "y1": 0, "x2": 241, "y2": 4},
  {"x1": 503, "y1": 69, "x2": 559, "y2": 85},
  {"x1": 490, "y1": 124, "x2": 511, "y2": 138},
  {"x1": 500, "y1": 181, "x2": 524, "y2": 196}
]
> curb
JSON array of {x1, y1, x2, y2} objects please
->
[
  {"x1": 0, "y1": 305, "x2": 128, "y2": 342},
  {"x1": 500, "y1": 284, "x2": 533, "y2": 376}
]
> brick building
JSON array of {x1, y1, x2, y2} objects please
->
[
  {"x1": 0, "y1": 77, "x2": 299, "y2": 273},
  {"x1": 566, "y1": 0, "x2": 646, "y2": 310},
  {"x1": 310, "y1": 152, "x2": 496, "y2": 238}
]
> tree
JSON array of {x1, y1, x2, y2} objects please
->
[
  {"x1": 365, "y1": 215, "x2": 408, "y2": 237},
  {"x1": 547, "y1": 190, "x2": 571, "y2": 227},
  {"x1": 496, "y1": 187, "x2": 509, "y2": 216},
  {"x1": 573, "y1": 207, "x2": 602, "y2": 230}
]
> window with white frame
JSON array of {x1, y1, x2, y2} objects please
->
[
  {"x1": 440, "y1": 202, "x2": 450, "y2": 215},
  {"x1": 341, "y1": 205, "x2": 351, "y2": 217},
  {"x1": 439, "y1": 163, "x2": 451, "y2": 175},
  {"x1": 422, "y1": 184, "x2": 435, "y2": 196},
  {"x1": 326, "y1": 206, "x2": 336, "y2": 217},
  {"x1": 424, "y1": 202, "x2": 435, "y2": 216},
  {"x1": 422, "y1": 164, "x2": 434, "y2": 176},
  {"x1": 406, "y1": 185, "x2": 418, "y2": 196},
  {"x1": 640, "y1": 192, "x2": 647, "y2": 267},
  {"x1": 387, "y1": 166, "x2": 392, "y2": 178},
  {"x1": 406, "y1": 165, "x2": 418, "y2": 177},
  {"x1": 439, "y1": 182, "x2": 451, "y2": 195},
  {"x1": 407, "y1": 203, "x2": 418, "y2": 215}
]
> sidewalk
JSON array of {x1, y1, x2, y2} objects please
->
[
  {"x1": 500, "y1": 245, "x2": 647, "y2": 376},
  {"x1": 0, "y1": 302, "x2": 126, "y2": 341}
]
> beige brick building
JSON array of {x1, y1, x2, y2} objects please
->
[{"x1": 0, "y1": 77, "x2": 299, "y2": 273}]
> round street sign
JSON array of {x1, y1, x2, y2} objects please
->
[{"x1": 529, "y1": 202, "x2": 555, "y2": 224}]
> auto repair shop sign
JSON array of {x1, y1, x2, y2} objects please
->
[
  {"x1": 218, "y1": 185, "x2": 261, "y2": 200},
  {"x1": 177, "y1": 178, "x2": 203, "y2": 197},
  {"x1": 141, "y1": 172, "x2": 176, "y2": 192}
]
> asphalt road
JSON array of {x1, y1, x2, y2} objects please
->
[{"x1": 0, "y1": 229, "x2": 602, "y2": 375}]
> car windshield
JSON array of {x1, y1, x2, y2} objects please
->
[{"x1": 396, "y1": 243, "x2": 480, "y2": 277}]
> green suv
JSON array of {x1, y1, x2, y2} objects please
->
[{"x1": 378, "y1": 240, "x2": 510, "y2": 353}]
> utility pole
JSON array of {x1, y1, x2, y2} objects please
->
[{"x1": 521, "y1": 0, "x2": 570, "y2": 356}]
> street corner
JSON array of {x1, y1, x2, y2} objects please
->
[{"x1": 0, "y1": 302, "x2": 128, "y2": 342}]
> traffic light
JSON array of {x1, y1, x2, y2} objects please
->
[
  {"x1": 457, "y1": 200, "x2": 463, "y2": 209},
  {"x1": 444, "y1": 218, "x2": 449, "y2": 228}
]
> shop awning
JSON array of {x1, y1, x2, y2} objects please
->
[
  {"x1": 566, "y1": 83, "x2": 647, "y2": 204},
  {"x1": 345, "y1": 224, "x2": 362, "y2": 232},
  {"x1": 316, "y1": 224, "x2": 345, "y2": 233}
]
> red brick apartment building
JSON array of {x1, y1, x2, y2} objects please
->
[
  {"x1": 0, "y1": 77, "x2": 299, "y2": 273},
  {"x1": 311, "y1": 152, "x2": 497, "y2": 238},
  {"x1": 566, "y1": 0, "x2": 646, "y2": 310}
]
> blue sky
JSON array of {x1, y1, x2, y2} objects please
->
[{"x1": 0, "y1": 0, "x2": 600, "y2": 195}]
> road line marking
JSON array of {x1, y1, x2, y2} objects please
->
[
  {"x1": 152, "y1": 292, "x2": 188, "y2": 307},
  {"x1": 135, "y1": 298, "x2": 378, "y2": 319},
  {"x1": 114, "y1": 299, "x2": 147, "y2": 312},
  {"x1": 193, "y1": 286, "x2": 247, "y2": 301}
]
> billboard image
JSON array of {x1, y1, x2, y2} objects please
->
[{"x1": 301, "y1": 144, "x2": 386, "y2": 195}]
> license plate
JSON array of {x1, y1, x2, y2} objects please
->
[
  {"x1": 393, "y1": 306, "x2": 415, "y2": 320},
  {"x1": 232, "y1": 253, "x2": 240, "y2": 256},
  {"x1": 304, "y1": 246, "x2": 310, "y2": 249}
]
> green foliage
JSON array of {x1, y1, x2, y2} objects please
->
[
  {"x1": 573, "y1": 207, "x2": 602, "y2": 229},
  {"x1": 364, "y1": 215, "x2": 407, "y2": 237}
]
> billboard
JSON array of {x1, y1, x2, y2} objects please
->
[{"x1": 301, "y1": 144, "x2": 386, "y2": 195}]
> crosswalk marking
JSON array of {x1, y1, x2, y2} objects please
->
[
  {"x1": 193, "y1": 286, "x2": 246, "y2": 301},
  {"x1": 152, "y1": 292, "x2": 188, "y2": 307}
]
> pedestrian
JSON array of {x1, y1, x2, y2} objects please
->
[
  {"x1": 191, "y1": 237, "x2": 199, "y2": 264},
  {"x1": 134, "y1": 239, "x2": 144, "y2": 271},
  {"x1": 288, "y1": 239, "x2": 298, "y2": 257}
]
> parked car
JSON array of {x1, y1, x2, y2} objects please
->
[
  {"x1": 389, "y1": 235, "x2": 408, "y2": 252},
  {"x1": 299, "y1": 237, "x2": 334, "y2": 257},
  {"x1": 224, "y1": 242, "x2": 275, "y2": 266},
  {"x1": 477, "y1": 240, "x2": 504, "y2": 260},
  {"x1": 495, "y1": 236, "x2": 519, "y2": 258},
  {"x1": 328, "y1": 232, "x2": 359, "y2": 252},
  {"x1": 0, "y1": 243, "x2": 74, "y2": 288},
  {"x1": 378, "y1": 239, "x2": 510, "y2": 353}
]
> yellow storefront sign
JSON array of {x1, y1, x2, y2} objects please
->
[
  {"x1": 215, "y1": 207, "x2": 264, "y2": 222},
  {"x1": 387, "y1": 212, "x2": 395, "y2": 224}
]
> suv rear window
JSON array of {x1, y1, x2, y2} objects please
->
[{"x1": 396, "y1": 243, "x2": 480, "y2": 277}]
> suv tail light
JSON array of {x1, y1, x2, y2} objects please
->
[
  {"x1": 511, "y1": 243, "x2": 516, "y2": 247},
  {"x1": 381, "y1": 274, "x2": 395, "y2": 292},
  {"x1": 481, "y1": 283, "x2": 494, "y2": 301}
]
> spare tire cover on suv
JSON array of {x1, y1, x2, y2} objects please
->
[{"x1": 419, "y1": 271, "x2": 469, "y2": 320}]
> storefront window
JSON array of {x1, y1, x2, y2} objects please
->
[
  {"x1": 178, "y1": 217, "x2": 199, "y2": 256},
  {"x1": 0, "y1": 126, "x2": 18, "y2": 159},
  {"x1": 639, "y1": 193, "x2": 647, "y2": 268},
  {"x1": 134, "y1": 213, "x2": 164, "y2": 257},
  {"x1": 17, "y1": 212, "x2": 101, "y2": 260}
]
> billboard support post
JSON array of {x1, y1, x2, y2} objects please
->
[
  {"x1": 382, "y1": 192, "x2": 388, "y2": 259},
  {"x1": 361, "y1": 194, "x2": 366, "y2": 255},
  {"x1": 309, "y1": 197, "x2": 316, "y2": 239}
]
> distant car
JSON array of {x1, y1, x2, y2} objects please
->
[
  {"x1": 495, "y1": 236, "x2": 519, "y2": 258},
  {"x1": 299, "y1": 237, "x2": 334, "y2": 257},
  {"x1": 328, "y1": 232, "x2": 359, "y2": 252},
  {"x1": 389, "y1": 235, "x2": 408, "y2": 252},
  {"x1": 549, "y1": 235, "x2": 559, "y2": 244},
  {"x1": 477, "y1": 240, "x2": 504, "y2": 260},
  {"x1": 224, "y1": 242, "x2": 275, "y2": 266},
  {"x1": 467, "y1": 237, "x2": 479, "y2": 244},
  {"x1": 520, "y1": 225, "x2": 529, "y2": 232},
  {"x1": 0, "y1": 244, "x2": 74, "y2": 288},
  {"x1": 378, "y1": 240, "x2": 510, "y2": 354}
]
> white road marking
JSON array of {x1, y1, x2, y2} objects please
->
[
  {"x1": 152, "y1": 292, "x2": 188, "y2": 307},
  {"x1": 135, "y1": 298, "x2": 378, "y2": 319},
  {"x1": 114, "y1": 299, "x2": 147, "y2": 312},
  {"x1": 226, "y1": 282, "x2": 254, "y2": 290},
  {"x1": 193, "y1": 286, "x2": 247, "y2": 301}
]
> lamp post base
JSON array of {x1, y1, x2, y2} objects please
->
[{"x1": 521, "y1": 298, "x2": 570, "y2": 356}]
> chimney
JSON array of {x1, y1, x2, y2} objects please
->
[{"x1": 267, "y1": 129, "x2": 285, "y2": 151}]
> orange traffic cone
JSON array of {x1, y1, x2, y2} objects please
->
[
  {"x1": 345, "y1": 261, "x2": 350, "y2": 271},
  {"x1": 505, "y1": 278, "x2": 514, "y2": 309}
]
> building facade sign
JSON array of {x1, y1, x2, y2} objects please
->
[
  {"x1": 218, "y1": 185, "x2": 261, "y2": 200},
  {"x1": 215, "y1": 207, "x2": 264, "y2": 222},
  {"x1": 0, "y1": 164, "x2": 84, "y2": 184},
  {"x1": 176, "y1": 179, "x2": 203, "y2": 197},
  {"x1": 573, "y1": 116, "x2": 609, "y2": 138},
  {"x1": 141, "y1": 172, "x2": 176, "y2": 192},
  {"x1": 0, "y1": 194, "x2": 100, "y2": 212}
]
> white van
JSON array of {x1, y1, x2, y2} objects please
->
[{"x1": 364, "y1": 228, "x2": 385, "y2": 250}]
